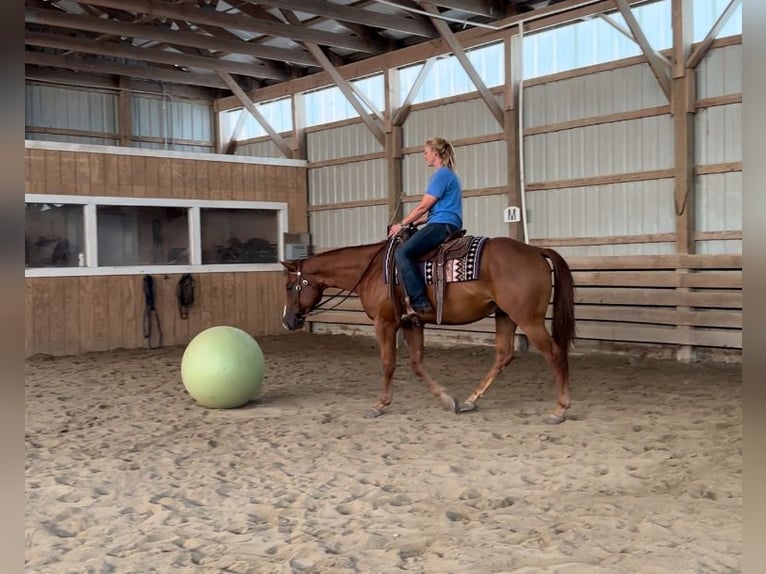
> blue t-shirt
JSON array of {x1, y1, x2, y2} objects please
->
[{"x1": 425, "y1": 166, "x2": 462, "y2": 228}]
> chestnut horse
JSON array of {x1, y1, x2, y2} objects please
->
[{"x1": 281, "y1": 235, "x2": 576, "y2": 424}]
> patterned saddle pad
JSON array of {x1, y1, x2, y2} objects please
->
[{"x1": 384, "y1": 235, "x2": 487, "y2": 285}]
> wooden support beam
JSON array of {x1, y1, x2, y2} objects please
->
[
  {"x1": 70, "y1": 0, "x2": 382, "y2": 54},
  {"x1": 504, "y1": 34, "x2": 522, "y2": 242},
  {"x1": 384, "y1": 68, "x2": 404, "y2": 226},
  {"x1": 26, "y1": 6, "x2": 310, "y2": 70},
  {"x1": 244, "y1": 0, "x2": 436, "y2": 37},
  {"x1": 391, "y1": 58, "x2": 435, "y2": 127},
  {"x1": 418, "y1": 2, "x2": 505, "y2": 127},
  {"x1": 291, "y1": 92, "x2": 307, "y2": 160},
  {"x1": 671, "y1": 0, "x2": 695, "y2": 255},
  {"x1": 117, "y1": 77, "x2": 132, "y2": 147},
  {"x1": 25, "y1": 31, "x2": 282, "y2": 81},
  {"x1": 218, "y1": 72, "x2": 294, "y2": 159},
  {"x1": 686, "y1": 0, "x2": 741, "y2": 70},
  {"x1": 25, "y1": 51, "x2": 229, "y2": 89},
  {"x1": 280, "y1": 9, "x2": 386, "y2": 146},
  {"x1": 222, "y1": 110, "x2": 248, "y2": 154},
  {"x1": 614, "y1": 0, "x2": 671, "y2": 100}
]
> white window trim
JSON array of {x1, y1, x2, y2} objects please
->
[{"x1": 25, "y1": 194, "x2": 289, "y2": 278}]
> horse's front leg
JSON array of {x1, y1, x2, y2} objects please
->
[
  {"x1": 401, "y1": 324, "x2": 457, "y2": 413},
  {"x1": 458, "y1": 312, "x2": 517, "y2": 413},
  {"x1": 366, "y1": 318, "x2": 398, "y2": 418}
]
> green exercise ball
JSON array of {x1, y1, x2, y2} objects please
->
[{"x1": 181, "y1": 325, "x2": 265, "y2": 409}]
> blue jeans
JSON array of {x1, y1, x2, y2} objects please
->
[{"x1": 395, "y1": 223, "x2": 458, "y2": 311}]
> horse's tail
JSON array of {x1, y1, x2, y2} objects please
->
[{"x1": 540, "y1": 248, "x2": 576, "y2": 371}]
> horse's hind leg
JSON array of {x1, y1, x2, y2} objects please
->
[
  {"x1": 457, "y1": 312, "x2": 517, "y2": 413},
  {"x1": 521, "y1": 320, "x2": 570, "y2": 425},
  {"x1": 367, "y1": 318, "x2": 398, "y2": 418},
  {"x1": 401, "y1": 324, "x2": 457, "y2": 412}
]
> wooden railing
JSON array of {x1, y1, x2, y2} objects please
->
[{"x1": 306, "y1": 254, "x2": 742, "y2": 351}]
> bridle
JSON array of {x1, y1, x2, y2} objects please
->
[{"x1": 287, "y1": 243, "x2": 387, "y2": 318}]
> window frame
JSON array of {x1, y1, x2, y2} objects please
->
[{"x1": 25, "y1": 193, "x2": 289, "y2": 277}]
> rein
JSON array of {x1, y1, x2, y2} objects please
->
[{"x1": 291, "y1": 243, "x2": 387, "y2": 317}]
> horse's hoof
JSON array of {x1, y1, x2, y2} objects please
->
[
  {"x1": 365, "y1": 407, "x2": 384, "y2": 418},
  {"x1": 440, "y1": 394, "x2": 457, "y2": 413},
  {"x1": 456, "y1": 401, "x2": 478, "y2": 414},
  {"x1": 544, "y1": 413, "x2": 566, "y2": 425}
]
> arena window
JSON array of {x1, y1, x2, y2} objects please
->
[{"x1": 24, "y1": 194, "x2": 288, "y2": 277}]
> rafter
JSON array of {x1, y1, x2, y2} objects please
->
[
  {"x1": 392, "y1": 57, "x2": 435, "y2": 126},
  {"x1": 613, "y1": 0, "x2": 671, "y2": 100},
  {"x1": 242, "y1": 0, "x2": 436, "y2": 37},
  {"x1": 68, "y1": 0, "x2": 384, "y2": 54},
  {"x1": 686, "y1": 0, "x2": 741, "y2": 70},
  {"x1": 219, "y1": 71, "x2": 294, "y2": 158},
  {"x1": 25, "y1": 50, "x2": 229, "y2": 89},
  {"x1": 280, "y1": 8, "x2": 385, "y2": 146},
  {"x1": 418, "y1": 2, "x2": 504, "y2": 126},
  {"x1": 26, "y1": 7, "x2": 312, "y2": 69},
  {"x1": 424, "y1": 0, "x2": 502, "y2": 18},
  {"x1": 25, "y1": 31, "x2": 284, "y2": 81}
]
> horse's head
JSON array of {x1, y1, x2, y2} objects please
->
[{"x1": 280, "y1": 259, "x2": 324, "y2": 330}]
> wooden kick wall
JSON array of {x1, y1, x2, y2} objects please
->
[{"x1": 25, "y1": 146, "x2": 308, "y2": 357}]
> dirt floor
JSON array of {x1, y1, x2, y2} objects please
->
[{"x1": 25, "y1": 332, "x2": 742, "y2": 574}]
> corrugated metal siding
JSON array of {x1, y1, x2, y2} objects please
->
[
  {"x1": 237, "y1": 138, "x2": 294, "y2": 159},
  {"x1": 402, "y1": 141, "x2": 506, "y2": 194},
  {"x1": 462, "y1": 195, "x2": 510, "y2": 237},
  {"x1": 696, "y1": 172, "x2": 742, "y2": 232},
  {"x1": 696, "y1": 44, "x2": 742, "y2": 99},
  {"x1": 310, "y1": 205, "x2": 388, "y2": 249},
  {"x1": 524, "y1": 64, "x2": 667, "y2": 127},
  {"x1": 402, "y1": 96, "x2": 503, "y2": 146},
  {"x1": 526, "y1": 179, "x2": 675, "y2": 241},
  {"x1": 695, "y1": 240, "x2": 741, "y2": 254},
  {"x1": 695, "y1": 104, "x2": 741, "y2": 164},
  {"x1": 309, "y1": 159, "x2": 387, "y2": 205},
  {"x1": 26, "y1": 84, "x2": 117, "y2": 133},
  {"x1": 132, "y1": 96, "x2": 212, "y2": 143},
  {"x1": 553, "y1": 242, "x2": 677, "y2": 258},
  {"x1": 524, "y1": 115, "x2": 674, "y2": 183},
  {"x1": 307, "y1": 122, "x2": 383, "y2": 162}
]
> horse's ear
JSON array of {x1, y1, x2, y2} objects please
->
[{"x1": 280, "y1": 259, "x2": 296, "y2": 271}]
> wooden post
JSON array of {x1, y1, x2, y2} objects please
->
[
  {"x1": 672, "y1": 0, "x2": 696, "y2": 362},
  {"x1": 118, "y1": 77, "x2": 132, "y2": 147},
  {"x1": 504, "y1": 33, "x2": 523, "y2": 243}
]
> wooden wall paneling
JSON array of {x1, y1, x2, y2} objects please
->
[
  {"x1": 44, "y1": 151, "x2": 61, "y2": 192},
  {"x1": 103, "y1": 153, "x2": 119, "y2": 195},
  {"x1": 105, "y1": 275, "x2": 126, "y2": 350},
  {"x1": 25, "y1": 282, "x2": 35, "y2": 356},
  {"x1": 230, "y1": 163, "x2": 244, "y2": 200},
  {"x1": 220, "y1": 272, "x2": 237, "y2": 328},
  {"x1": 157, "y1": 158, "x2": 172, "y2": 198},
  {"x1": 206, "y1": 161, "x2": 220, "y2": 199},
  {"x1": 91, "y1": 277, "x2": 111, "y2": 351},
  {"x1": 217, "y1": 162, "x2": 232, "y2": 199},
  {"x1": 28, "y1": 150, "x2": 46, "y2": 194},
  {"x1": 131, "y1": 156, "x2": 147, "y2": 197},
  {"x1": 59, "y1": 152, "x2": 77, "y2": 194},
  {"x1": 61, "y1": 276, "x2": 81, "y2": 356},
  {"x1": 195, "y1": 160, "x2": 210, "y2": 197},
  {"x1": 32, "y1": 280, "x2": 52, "y2": 355},
  {"x1": 243, "y1": 164, "x2": 258, "y2": 200},
  {"x1": 181, "y1": 159, "x2": 198, "y2": 198},
  {"x1": 74, "y1": 152, "x2": 91, "y2": 195},
  {"x1": 144, "y1": 156, "x2": 160, "y2": 196},
  {"x1": 117, "y1": 155, "x2": 133, "y2": 196},
  {"x1": 88, "y1": 153, "x2": 104, "y2": 196},
  {"x1": 232, "y1": 272, "x2": 248, "y2": 332}
]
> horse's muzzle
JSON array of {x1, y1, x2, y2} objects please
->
[{"x1": 282, "y1": 314, "x2": 305, "y2": 330}]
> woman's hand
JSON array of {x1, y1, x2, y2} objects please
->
[{"x1": 388, "y1": 222, "x2": 402, "y2": 238}]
